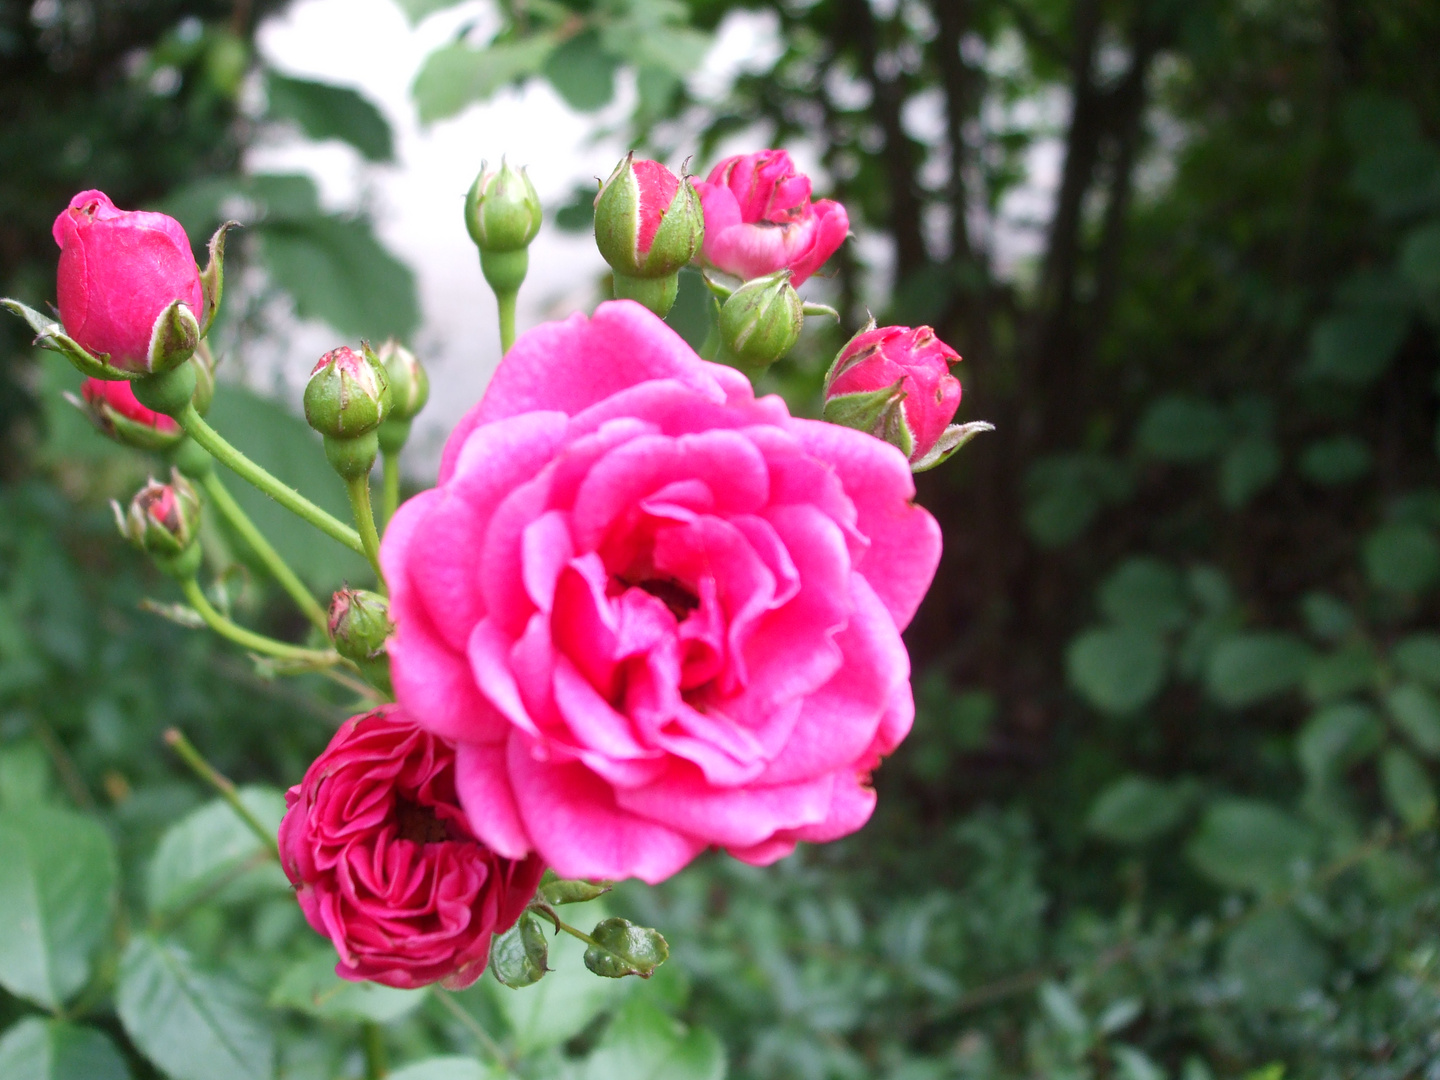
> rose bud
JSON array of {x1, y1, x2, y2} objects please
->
[
  {"x1": 52, "y1": 190, "x2": 204, "y2": 373},
  {"x1": 465, "y1": 159, "x2": 543, "y2": 300},
  {"x1": 277, "y1": 708, "x2": 546, "y2": 989},
  {"x1": 305, "y1": 344, "x2": 392, "y2": 480},
  {"x1": 79, "y1": 378, "x2": 183, "y2": 452},
  {"x1": 696, "y1": 150, "x2": 849, "y2": 285},
  {"x1": 375, "y1": 339, "x2": 429, "y2": 457},
  {"x1": 114, "y1": 471, "x2": 203, "y2": 578},
  {"x1": 716, "y1": 270, "x2": 804, "y2": 372},
  {"x1": 593, "y1": 154, "x2": 703, "y2": 317},
  {"x1": 328, "y1": 588, "x2": 394, "y2": 694},
  {"x1": 823, "y1": 323, "x2": 987, "y2": 470}
]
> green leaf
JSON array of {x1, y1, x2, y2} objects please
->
[
  {"x1": 412, "y1": 37, "x2": 558, "y2": 124},
  {"x1": 393, "y1": 0, "x2": 469, "y2": 24},
  {"x1": 1343, "y1": 92, "x2": 1440, "y2": 215},
  {"x1": 481, "y1": 900, "x2": 624, "y2": 1053},
  {"x1": 117, "y1": 935, "x2": 274, "y2": 1080},
  {"x1": 390, "y1": 1059, "x2": 500, "y2": 1080},
  {"x1": 539, "y1": 877, "x2": 613, "y2": 906},
  {"x1": 1363, "y1": 522, "x2": 1440, "y2": 594},
  {"x1": 147, "y1": 786, "x2": 288, "y2": 916},
  {"x1": 1304, "y1": 309, "x2": 1409, "y2": 385},
  {"x1": 258, "y1": 215, "x2": 420, "y2": 340},
  {"x1": 1220, "y1": 434, "x2": 1282, "y2": 509},
  {"x1": 1296, "y1": 702, "x2": 1383, "y2": 782},
  {"x1": 1222, "y1": 908, "x2": 1327, "y2": 1008},
  {"x1": 1066, "y1": 626, "x2": 1168, "y2": 716},
  {"x1": 0, "y1": 741, "x2": 51, "y2": 808},
  {"x1": 270, "y1": 949, "x2": 429, "y2": 1022},
  {"x1": 1386, "y1": 683, "x2": 1440, "y2": 757},
  {"x1": 1187, "y1": 798, "x2": 1316, "y2": 893},
  {"x1": 1300, "y1": 591, "x2": 1354, "y2": 641},
  {"x1": 1134, "y1": 395, "x2": 1229, "y2": 463},
  {"x1": 1204, "y1": 632, "x2": 1312, "y2": 708},
  {"x1": 543, "y1": 30, "x2": 619, "y2": 112},
  {"x1": 1097, "y1": 558, "x2": 1189, "y2": 632},
  {"x1": 1112, "y1": 1046, "x2": 1166, "y2": 1080},
  {"x1": 1393, "y1": 633, "x2": 1440, "y2": 687},
  {"x1": 1023, "y1": 454, "x2": 1132, "y2": 548},
  {"x1": 489, "y1": 911, "x2": 550, "y2": 989},
  {"x1": 205, "y1": 385, "x2": 370, "y2": 592},
  {"x1": 0, "y1": 805, "x2": 117, "y2": 1010},
  {"x1": 265, "y1": 72, "x2": 393, "y2": 162},
  {"x1": 581, "y1": 999, "x2": 724, "y2": 1080},
  {"x1": 600, "y1": 23, "x2": 710, "y2": 82},
  {"x1": 1298, "y1": 435, "x2": 1372, "y2": 486},
  {"x1": 1401, "y1": 219, "x2": 1440, "y2": 301},
  {"x1": 0, "y1": 1019, "x2": 131, "y2": 1080},
  {"x1": 1380, "y1": 746, "x2": 1436, "y2": 828},
  {"x1": 1303, "y1": 642, "x2": 1379, "y2": 703},
  {"x1": 1086, "y1": 775, "x2": 1195, "y2": 845},
  {"x1": 584, "y1": 917, "x2": 670, "y2": 979}
]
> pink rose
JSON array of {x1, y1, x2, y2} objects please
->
[
  {"x1": 695, "y1": 150, "x2": 850, "y2": 285},
  {"x1": 52, "y1": 190, "x2": 203, "y2": 371},
  {"x1": 278, "y1": 708, "x2": 545, "y2": 989},
  {"x1": 825, "y1": 325, "x2": 963, "y2": 463},
  {"x1": 382, "y1": 300, "x2": 941, "y2": 884}
]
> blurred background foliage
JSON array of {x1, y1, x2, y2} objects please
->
[{"x1": 1, "y1": 0, "x2": 1439, "y2": 1078}]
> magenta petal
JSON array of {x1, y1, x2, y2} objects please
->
[
  {"x1": 506, "y1": 735, "x2": 705, "y2": 883},
  {"x1": 616, "y1": 769, "x2": 834, "y2": 847},
  {"x1": 454, "y1": 743, "x2": 533, "y2": 859}
]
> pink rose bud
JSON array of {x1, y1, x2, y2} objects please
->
[
  {"x1": 80, "y1": 377, "x2": 183, "y2": 451},
  {"x1": 696, "y1": 150, "x2": 850, "y2": 285},
  {"x1": 823, "y1": 323, "x2": 964, "y2": 466},
  {"x1": 593, "y1": 154, "x2": 703, "y2": 317},
  {"x1": 52, "y1": 190, "x2": 204, "y2": 372},
  {"x1": 278, "y1": 708, "x2": 546, "y2": 989},
  {"x1": 114, "y1": 470, "x2": 203, "y2": 578}
]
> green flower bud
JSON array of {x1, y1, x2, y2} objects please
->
[
  {"x1": 376, "y1": 339, "x2": 429, "y2": 420},
  {"x1": 190, "y1": 341, "x2": 217, "y2": 417},
  {"x1": 303, "y1": 344, "x2": 391, "y2": 440},
  {"x1": 717, "y1": 270, "x2": 804, "y2": 371},
  {"x1": 114, "y1": 470, "x2": 203, "y2": 577},
  {"x1": 328, "y1": 587, "x2": 394, "y2": 695},
  {"x1": 594, "y1": 154, "x2": 704, "y2": 281},
  {"x1": 465, "y1": 159, "x2": 543, "y2": 254}
]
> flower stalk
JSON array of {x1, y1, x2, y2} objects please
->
[{"x1": 163, "y1": 728, "x2": 281, "y2": 861}]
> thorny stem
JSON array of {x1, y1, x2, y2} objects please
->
[
  {"x1": 176, "y1": 403, "x2": 364, "y2": 555},
  {"x1": 180, "y1": 577, "x2": 338, "y2": 665},
  {"x1": 163, "y1": 728, "x2": 280, "y2": 860},
  {"x1": 200, "y1": 471, "x2": 328, "y2": 630},
  {"x1": 346, "y1": 475, "x2": 386, "y2": 587}
]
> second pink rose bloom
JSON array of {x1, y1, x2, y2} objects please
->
[{"x1": 696, "y1": 150, "x2": 850, "y2": 285}]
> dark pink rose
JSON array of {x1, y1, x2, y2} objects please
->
[
  {"x1": 382, "y1": 301, "x2": 941, "y2": 884},
  {"x1": 52, "y1": 190, "x2": 203, "y2": 371},
  {"x1": 278, "y1": 708, "x2": 546, "y2": 989},
  {"x1": 81, "y1": 378, "x2": 181, "y2": 435},
  {"x1": 826, "y1": 325, "x2": 963, "y2": 462},
  {"x1": 695, "y1": 150, "x2": 850, "y2": 285}
]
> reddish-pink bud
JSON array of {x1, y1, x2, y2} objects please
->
[
  {"x1": 696, "y1": 150, "x2": 850, "y2": 285},
  {"x1": 632, "y1": 159, "x2": 681, "y2": 256},
  {"x1": 81, "y1": 377, "x2": 182, "y2": 445},
  {"x1": 278, "y1": 708, "x2": 546, "y2": 989},
  {"x1": 52, "y1": 190, "x2": 203, "y2": 371},
  {"x1": 824, "y1": 325, "x2": 963, "y2": 462}
]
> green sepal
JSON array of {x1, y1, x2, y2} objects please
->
[
  {"x1": 822, "y1": 316, "x2": 879, "y2": 394},
  {"x1": 147, "y1": 300, "x2": 202, "y2": 375},
  {"x1": 199, "y1": 221, "x2": 240, "y2": 337},
  {"x1": 822, "y1": 379, "x2": 914, "y2": 459},
  {"x1": 65, "y1": 390, "x2": 183, "y2": 452},
  {"x1": 1, "y1": 298, "x2": 134, "y2": 380},
  {"x1": 490, "y1": 911, "x2": 550, "y2": 988},
  {"x1": 801, "y1": 300, "x2": 841, "y2": 320},
  {"x1": 538, "y1": 875, "x2": 612, "y2": 906},
  {"x1": 911, "y1": 421, "x2": 995, "y2": 472},
  {"x1": 582, "y1": 917, "x2": 669, "y2": 979},
  {"x1": 639, "y1": 177, "x2": 703, "y2": 277}
]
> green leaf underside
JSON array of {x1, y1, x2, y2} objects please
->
[{"x1": 0, "y1": 1019, "x2": 131, "y2": 1080}]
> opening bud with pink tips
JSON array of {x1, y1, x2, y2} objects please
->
[
  {"x1": 114, "y1": 470, "x2": 203, "y2": 578},
  {"x1": 593, "y1": 153, "x2": 704, "y2": 317},
  {"x1": 823, "y1": 322, "x2": 992, "y2": 472},
  {"x1": 328, "y1": 587, "x2": 394, "y2": 695}
]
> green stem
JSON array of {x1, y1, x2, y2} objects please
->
[
  {"x1": 497, "y1": 288, "x2": 518, "y2": 354},
  {"x1": 346, "y1": 476, "x2": 385, "y2": 586},
  {"x1": 180, "y1": 577, "x2": 337, "y2": 664},
  {"x1": 362, "y1": 1022, "x2": 388, "y2": 1080},
  {"x1": 163, "y1": 728, "x2": 281, "y2": 860},
  {"x1": 200, "y1": 472, "x2": 328, "y2": 630},
  {"x1": 175, "y1": 403, "x2": 364, "y2": 555},
  {"x1": 548, "y1": 913, "x2": 602, "y2": 949},
  {"x1": 436, "y1": 992, "x2": 511, "y2": 1071},
  {"x1": 381, "y1": 450, "x2": 401, "y2": 529}
]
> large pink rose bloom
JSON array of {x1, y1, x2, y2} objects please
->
[
  {"x1": 278, "y1": 708, "x2": 545, "y2": 989},
  {"x1": 695, "y1": 150, "x2": 850, "y2": 285},
  {"x1": 52, "y1": 190, "x2": 203, "y2": 371},
  {"x1": 382, "y1": 302, "x2": 941, "y2": 884}
]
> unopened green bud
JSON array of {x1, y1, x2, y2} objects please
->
[
  {"x1": 190, "y1": 342, "x2": 216, "y2": 417},
  {"x1": 375, "y1": 339, "x2": 429, "y2": 456},
  {"x1": 114, "y1": 470, "x2": 203, "y2": 577},
  {"x1": 303, "y1": 344, "x2": 391, "y2": 440},
  {"x1": 466, "y1": 159, "x2": 543, "y2": 254},
  {"x1": 328, "y1": 587, "x2": 393, "y2": 694},
  {"x1": 717, "y1": 270, "x2": 803, "y2": 371}
]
